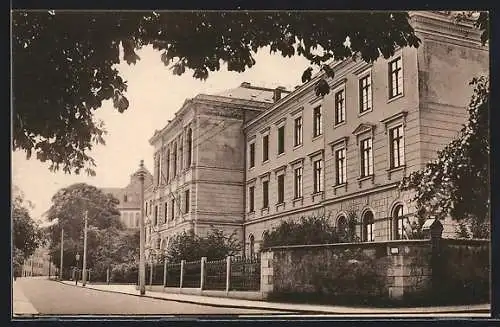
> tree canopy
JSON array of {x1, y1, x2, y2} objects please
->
[
  {"x1": 400, "y1": 76, "x2": 489, "y2": 238},
  {"x1": 13, "y1": 11, "x2": 424, "y2": 175},
  {"x1": 166, "y1": 228, "x2": 241, "y2": 262},
  {"x1": 45, "y1": 183, "x2": 130, "y2": 274},
  {"x1": 12, "y1": 186, "x2": 44, "y2": 260}
]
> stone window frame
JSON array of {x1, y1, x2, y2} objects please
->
[
  {"x1": 356, "y1": 66, "x2": 374, "y2": 116},
  {"x1": 353, "y1": 124, "x2": 376, "y2": 187},
  {"x1": 274, "y1": 165, "x2": 287, "y2": 211},
  {"x1": 381, "y1": 111, "x2": 408, "y2": 180},
  {"x1": 275, "y1": 117, "x2": 287, "y2": 157},
  {"x1": 289, "y1": 157, "x2": 305, "y2": 207},
  {"x1": 330, "y1": 136, "x2": 349, "y2": 195},
  {"x1": 259, "y1": 172, "x2": 271, "y2": 215},
  {"x1": 260, "y1": 127, "x2": 270, "y2": 164},
  {"x1": 335, "y1": 211, "x2": 349, "y2": 236},
  {"x1": 308, "y1": 149, "x2": 325, "y2": 202},
  {"x1": 387, "y1": 50, "x2": 404, "y2": 102},
  {"x1": 389, "y1": 201, "x2": 410, "y2": 240},
  {"x1": 311, "y1": 99, "x2": 324, "y2": 139},
  {"x1": 246, "y1": 178, "x2": 257, "y2": 215},
  {"x1": 248, "y1": 134, "x2": 256, "y2": 170},
  {"x1": 361, "y1": 208, "x2": 376, "y2": 242},
  {"x1": 291, "y1": 107, "x2": 304, "y2": 149},
  {"x1": 332, "y1": 78, "x2": 348, "y2": 127}
]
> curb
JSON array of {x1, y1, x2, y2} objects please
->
[{"x1": 54, "y1": 280, "x2": 490, "y2": 315}]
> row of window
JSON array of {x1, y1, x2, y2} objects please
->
[
  {"x1": 121, "y1": 211, "x2": 140, "y2": 227},
  {"x1": 147, "y1": 190, "x2": 191, "y2": 226},
  {"x1": 248, "y1": 57, "x2": 403, "y2": 168},
  {"x1": 248, "y1": 124, "x2": 405, "y2": 212},
  {"x1": 154, "y1": 128, "x2": 193, "y2": 185}
]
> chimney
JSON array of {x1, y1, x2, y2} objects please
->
[
  {"x1": 240, "y1": 82, "x2": 251, "y2": 88},
  {"x1": 273, "y1": 86, "x2": 287, "y2": 102}
]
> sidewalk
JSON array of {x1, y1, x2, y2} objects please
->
[
  {"x1": 59, "y1": 281, "x2": 490, "y2": 316},
  {"x1": 12, "y1": 279, "x2": 38, "y2": 317}
]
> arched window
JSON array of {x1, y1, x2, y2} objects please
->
[
  {"x1": 187, "y1": 128, "x2": 193, "y2": 167},
  {"x1": 249, "y1": 234, "x2": 255, "y2": 258},
  {"x1": 393, "y1": 204, "x2": 405, "y2": 240},
  {"x1": 362, "y1": 211, "x2": 375, "y2": 242},
  {"x1": 336, "y1": 215, "x2": 348, "y2": 238}
]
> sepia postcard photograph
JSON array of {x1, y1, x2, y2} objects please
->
[{"x1": 11, "y1": 9, "x2": 492, "y2": 320}]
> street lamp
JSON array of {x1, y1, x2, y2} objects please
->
[
  {"x1": 134, "y1": 160, "x2": 147, "y2": 296},
  {"x1": 75, "y1": 253, "x2": 80, "y2": 285}
]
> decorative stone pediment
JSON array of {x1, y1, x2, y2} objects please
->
[
  {"x1": 352, "y1": 123, "x2": 375, "y2": 136},
  {"x1": 352, "y1": 123, "x2": 376, "y2": 145}
]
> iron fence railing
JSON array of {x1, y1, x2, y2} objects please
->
[
  {"x1": 230, "y1": 255, "x2": 261, "y2": 291},
  {"x1": 165, "y1": 263, "x2": 181, "y2": 287},
  {"x1": 204, "y1": 259, "x2": 227, "y2": 290},
  {"x1": 183, "y1": 260, "x2": 201, "y2": 288},
  {"x1": 145, "y1": 263, "x2": 164, "y2": 285}
]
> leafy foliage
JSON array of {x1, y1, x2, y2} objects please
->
[
  {"x1": 166, "y1": 228, "x2": 241, "y2": 262},
  {"x1": 12, "y1": 11, "x2": 423, "y2": 174},
  {"x1": 45, "y1": 183, "x2": 133, "y2": 275},
  {"x1": 12, "y1": 187, "x2": 44, "y2": 261},
  {"x1": 400, "y1": 77, "x2": 489, "y2": 238},
  {"x1": 262, "y1": 214, "x2": 358, "y2": 248}
]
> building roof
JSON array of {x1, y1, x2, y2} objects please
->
[{"x1": 213, "y1": 83, "x2": 281, "y2": 103}]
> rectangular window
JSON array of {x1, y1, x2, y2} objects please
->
[
  {"x1": 294, "y1": 116, "x2": 303, "y2": 146},
  {"x1": 294, "y1": 167, "x2": 303, "y2": 199},
  {"x1": 278, "y1": 126, "x2": 285, "y2": 154},
  {"x1": 164, "y1": 202, "x2": 168, "y2": 222},
  {"x1": 184, "y1": 190, "x2": 190, "y2": 213},
  {"x1": 360, "y1": 138, "x2": 374, "y2": 177},
  {"x1": 156, "y1": 155, "x2": 161, "y2": 185},
  {"x1": 389, "y1": 125, "x2": 405, "y2": 168},
  {"x1": 154, "y1": 205, "x2": 158, "y2": 225},
  {"x1": 262, "y1": 180, "x2": 269, "y2": 209},
  {"x1": 313, "y1": 106, "x2": 323, "y2": 137},
  {"x1": 389, "y1": 57, "x2": 403, "y2": 98},
  {"x1": 335, "y1": 90, "x2": 345, "y2": 125},
  {"x1": 277, "y1": 174, "x2": 285, "y2": 204},
  {"x1": 165, "y1": 151, "x2": 170, "y2": 181},
  {"x1": 359, "y1": 75, "x2": 372, "y2": 113},
  {"x1": 173, "y1": 144, "x2": 177, "y2": 177},
  {"x1": 262, "y1": 135, "x2": 269, "y2": 162},
  {"x1": 249, "y1": 186, "x2": 255, "y2": 212},
  {"x1": 171, "y1": 199, "x2": 175, "y2": 220},
  {"x1": 313, "y1": 159, "x2": 323, "y2": 193},
  {"x1": 249, "y1": 142, "x2": 255, "y2": 168},
  {"x1": 335, "y1": 148, "x2": 347, "y2": 185}
]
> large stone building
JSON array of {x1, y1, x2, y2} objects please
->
[
  {"x1": 102, "y1": 169, "x2": 153, "y2": 229},
  {"x1": 144, "y1": 83, "x2": 290, "y2": 256},
  {"x1": 242, "y1": 11, "x2": 488, "y2": 255},
  {"x1": 145, "y1": 11, "x2": 488, "y2": 257}
]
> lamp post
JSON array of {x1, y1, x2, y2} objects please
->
[
  {"x1": 135, "y1": 160, "x2": 147, "y2": 295},
  {"x1": 75, "y1": 253, "x2": 80, "y2": 285}
]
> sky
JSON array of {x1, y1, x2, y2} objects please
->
[{"x1": 12, "y1": 45, "x2": 310, "y2": 221}]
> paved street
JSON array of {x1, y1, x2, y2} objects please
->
[{"x1": 13, "y1": 278, "x2": 287, "y2": 316}]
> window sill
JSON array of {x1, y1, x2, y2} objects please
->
[
  {"x1": 275, "y1": 202, "x2": 286, "y2": 211},
  {"x1": 358, "y1": 108, "x2": 373, "y2": 117},
  {"x1": 293, "y1": 143, "x2": 303, "y2": 151},
  {"x1": 386, "y1": 165, "x2": 406, "y2": 180},
  {"x1": 311, "y1": 191, "x2": 324, "y2": 202},
  {"x1": 357, "y1": 175, "x2": 374, "y2": 187},
  {"x1": 387, "y1": 93, "x2": 404, "y2": 104},
  {"x1": 312, "y1": 134, "x2": 323, "y2": 142},
  {"x1": 248, "y1": 166, "x2": 255, "y2": 171},
  {"x1": 333, "y1": 121, "x2": 346, "y2": 128},
  {"x1": 292, "y1": 197, "x2": 303, "y2": 207},
  {"x1": 261, "y1": 207, "x2": 269, "y2": 215},
  {"x1": 262, "y1": 159, "x2": 269, "y2": 165},
  {"x1": 277, "y1": 152, "x2": 285, "y2": 158},
  {"x1": 332, "y1": 183, "x2": 347, "y2": 195}
]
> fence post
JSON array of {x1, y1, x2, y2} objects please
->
[
  {"x1": 225, "y1": 256, "x2": 231, "y2": 294},
  {"x1": 106, "y1": 267, "x2": 110, "y2": 285},
  {"x1": 200, "y1": 257, "x2": 207, "y2": 290},
  {"x1": 163, "y1": 259, "x2": 168, "y2": 288},
  {"x1": 180, "y1": 260, "x2": 185, "y2": 290}
]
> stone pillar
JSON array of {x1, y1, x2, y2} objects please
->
[
  {"x1": 180, "y1": 260, "x2": 185, "y2": 289},
  {"x1": 260, "y1": 251, "x2": 274, "y2": 299},
  {"x1": 200, "y1": 257, "x2": 207, "y2": 290},
  {"x1": 163, "y1": 259, "x2": 168, "y2": 287},
  {"x1": 225, "y1": 256, "x2": 231, "y2": 293},
  {"x1": 387, "y1": 245, "x2": 404, "y2": 300}
]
